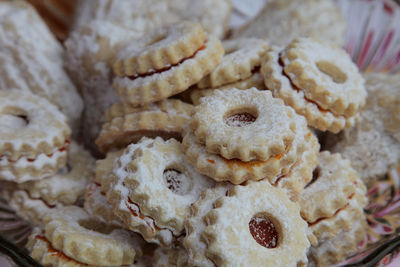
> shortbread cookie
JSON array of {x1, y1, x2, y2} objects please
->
[
  {"x1": 0, "y1": 90, "x2": 70, "y2": 182},
  {"x1": 234, "y1": 0, "x2": 346, "y2": 46},
  {"x1": 275, "y1": 129, "x2": 319, "y2": 201},
  {"x1": 202, "y1": 181, "x2": 309, "y2": 266},
  {"x1": 108, "y1": 137, "x2": 214, "y2": 246},
  {"x1": 16, "y1": 142, "x2": 94, "y2": 206},
  {"x1": 261, "y1": 47, "x2": 356, "y2": 133},
  {"x1": 299, "y1": 151, "x2": 359, "y2": 223},
  {"x1": 184, "y1": 110, "x2": 309, "y2": 184},
  {"x1": 153, "y1": 245, "x2": 188, "y2": 267},
  {"x1": 43, "y1": 206, "x2": 144, "y2": 266},
  {"x1": 96, "y1": 99, "x2": 194, "y2": 153},
  {"x1": 197, "y1": 38, "x2": 268, "y2": 88},
  {"x1": 308, "y1": 217, "x2": 367, "y2": 267},
  {"x1": 281, "y1": 38, "x2": 366, "y2": 117},
  {"x1": 113, "y1": 35, "x2": 224, "y2": 106},
  {"x1": 192, "y1": 88, "x2": 296, "y2": 161},
  {"x1": 0, "y1": 1, "x2": 83, "y2": 133},
  {"x1": 190, "y1": 72, "x2": 266, "y2": 105},
  {"x1": 84, "y1": 183, "x2": 124, "y2": 227},
  {"x1": 114, "y1": 22, "x2": 206, "y2": 76},
  {"x1": 326, "y1": 73, "x2": 400, "y2": 186},
  {"x1": 309, "y1": 179, "x2": 367, "y2": 244},
  {"x1": 184, "y1": 183, "x2": 233, "y2": 267}
]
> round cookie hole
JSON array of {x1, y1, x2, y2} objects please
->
[
  {"x1": 249, "y1": 214, "x2": 281, "y2": 249},
  {"x1": 163, "y1": 168, "x2": 192, "y2": 196},
  {"x1": 316, "y1": 61, "x2": 347, "y2": 84},
  {"x1": 224, "y1": 107, "x2": 258, "y2": 127},
  {"x1": 0, "y1": 107, "x2": 29, "y2": 130},
  {"x1": 78, "y1": 219, "x2": 114, "y2": 234}
]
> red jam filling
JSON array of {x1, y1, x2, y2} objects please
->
[{"x1": 249, "y1": 216, "x2": 279, "y2": 248}]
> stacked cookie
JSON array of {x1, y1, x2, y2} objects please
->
[
  {"x1": 0, "y1": 1, "x2": 377, "y2": 265},
  {"x1": 0, "y1": 90, "x2": 94, "y2": 227}
]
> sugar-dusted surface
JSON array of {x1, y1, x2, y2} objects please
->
[
  {"x1": 0, "y1": 90, "x2": 70, "y2": 160},
  {"x1": 17, "y1": 142, "x2": 94, "y2": 205},
  {"x1": 113, "y1": 36, "x2": 224, "y2": 107},
  {"x1": 184, "y1": 183, "x2": 232, "y2": 267},
  {"x1": 298, "y1": 151, "x2": 359, "y2": 223},
  {"x1": 0, "y1": 1, "x2": 83, "y2": 132},
  {"x1": 261, "y1": 47, "x2": 356, "y2": 133},
  {"x1": 192, "y1": 88, "x2": 297, "y2": 162},
  {"x1": 43, "y1": 206, "x2": 144, "y2": 266},
  {"x1": 110, "y1": 138, "x2": 214, "y2": 237},
  {"x1": 202, "y1": 181, "x2": 309, "y2": 266},
  {"x1": 281, "y1": 38, "x2": 367, "y2": 117},
  {"x1": 197, "y1": 38, "x2": 269, "y2": 88},
  {"x1": 114, "y1": 22, "x2": 206, "y2": 76},
  {"x1": 184, "y1": 110, "x2": 309, "y2": 184}
]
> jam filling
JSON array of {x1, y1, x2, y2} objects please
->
[
  {"x1": 127, "y1": 43, "x2": 207, "y2": 80},
  {"x1": 308, "y1": 193, "x2": 355, "y2": 225},
  {"x1": 277, "y1": 56, "x2": 344, "y2": 117},
  {"x1": 163, "y1": 169, "x2": 189, "y2": 195},
  {"x1": 1, "y1": 139, "x2": 70, "y2": 163},
  {"x1": 35, "y1": 235, "x2": 82, "y2": 264},
  {"x1": 225, "y1": 113, "x2": 256, "y2": 127},
  {"x1": 125, "y1": 194, "x2": 178, "y2": 238},
  {"x1": 249, "y1": 216, "x2": 279, "y2": 248}
]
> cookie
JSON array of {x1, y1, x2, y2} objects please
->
[
  {"x1": 107, "y1": 137, "x2": 214, "y2": 246},
  {"x1": 197, "y1": 38, "x2": 268, "y2": 88},
  {"x1": 281, "y1": 38, "x2": 366, "y2": 117},
  {"x1": 96, "y1": 99, "x2": 194, "y2": 153},
  {"x1": 113, "y1": 29, "x2": 224, "y2": 106},
  {"x1": 191, "y1": 88, "x2": 296, "y2": 161},
  {"x1": 0, "y1": 90, "x2": 70, "y2": 182},
  {"x1": 0, "y1": 1, "x2": 83, "y2": 133},
  {"x1": 202, "y1": 181, "x2": 309, "y2": 266},
  {"x1": 43, "y1": 206, "x2": 144, "y2": 266},
  {"x1": 16, "y1": 142, "x2": 94, "y2": 206},
  {"x1": 261, "y1": 46, "x2": 356, "y2": 133}
]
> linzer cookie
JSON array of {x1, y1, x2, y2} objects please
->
[
  {"x1": 113, "y1": 22, "x2": 224, "y2": 106},
  {"x1": 113, "y1": 22, "x2": 206, "y2": 77},
  {"x1": 184, "y1": 88, "x2": 314, "y2": 185},
  {"x1": 184, "y1": 183, "x2": 233, "y2": 267},
  {"x1": 281, "y1": 38, "x2": 366, "y2": 116},
  {"x1": 298, "y1": 151, "x2": 359, "y2": 223},
  {"x1": 197, "y1": 38, "x2": 268, "y2": 88},
  {"x1": 201, "y1": 181, "x2": 310, "y2": 266},
  {"x1": 96, "y1": 99, "x2": 194, "y2": 153},
  {"x1": 107, "y1": 137, "x2": 214, "y2": 246},
  {"x1": 261, "y1": 46, "x2": 357, "y2": 133},
  {"x1": 16, "y1": 141, "x2": 94, "y2": 206},
  {"x1": 0, "y1": 90, "x2": 70, "y2": 182},
  {"x1": 41, "y1": 206, "x2": 144, "y2": 266},
  {"x1": 0, "y1": 1, "x2": 83, "y2": 133},
  {"x1": 191, "y1": 88, "x2": 296, "y2": 162},
  {"x1": 94, "y1": 149, "x2": 123, "y2": 194}
]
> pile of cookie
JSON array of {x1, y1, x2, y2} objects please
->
[{"x1": 2, "y1": 0, "x2": 400, "y2": 267}]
